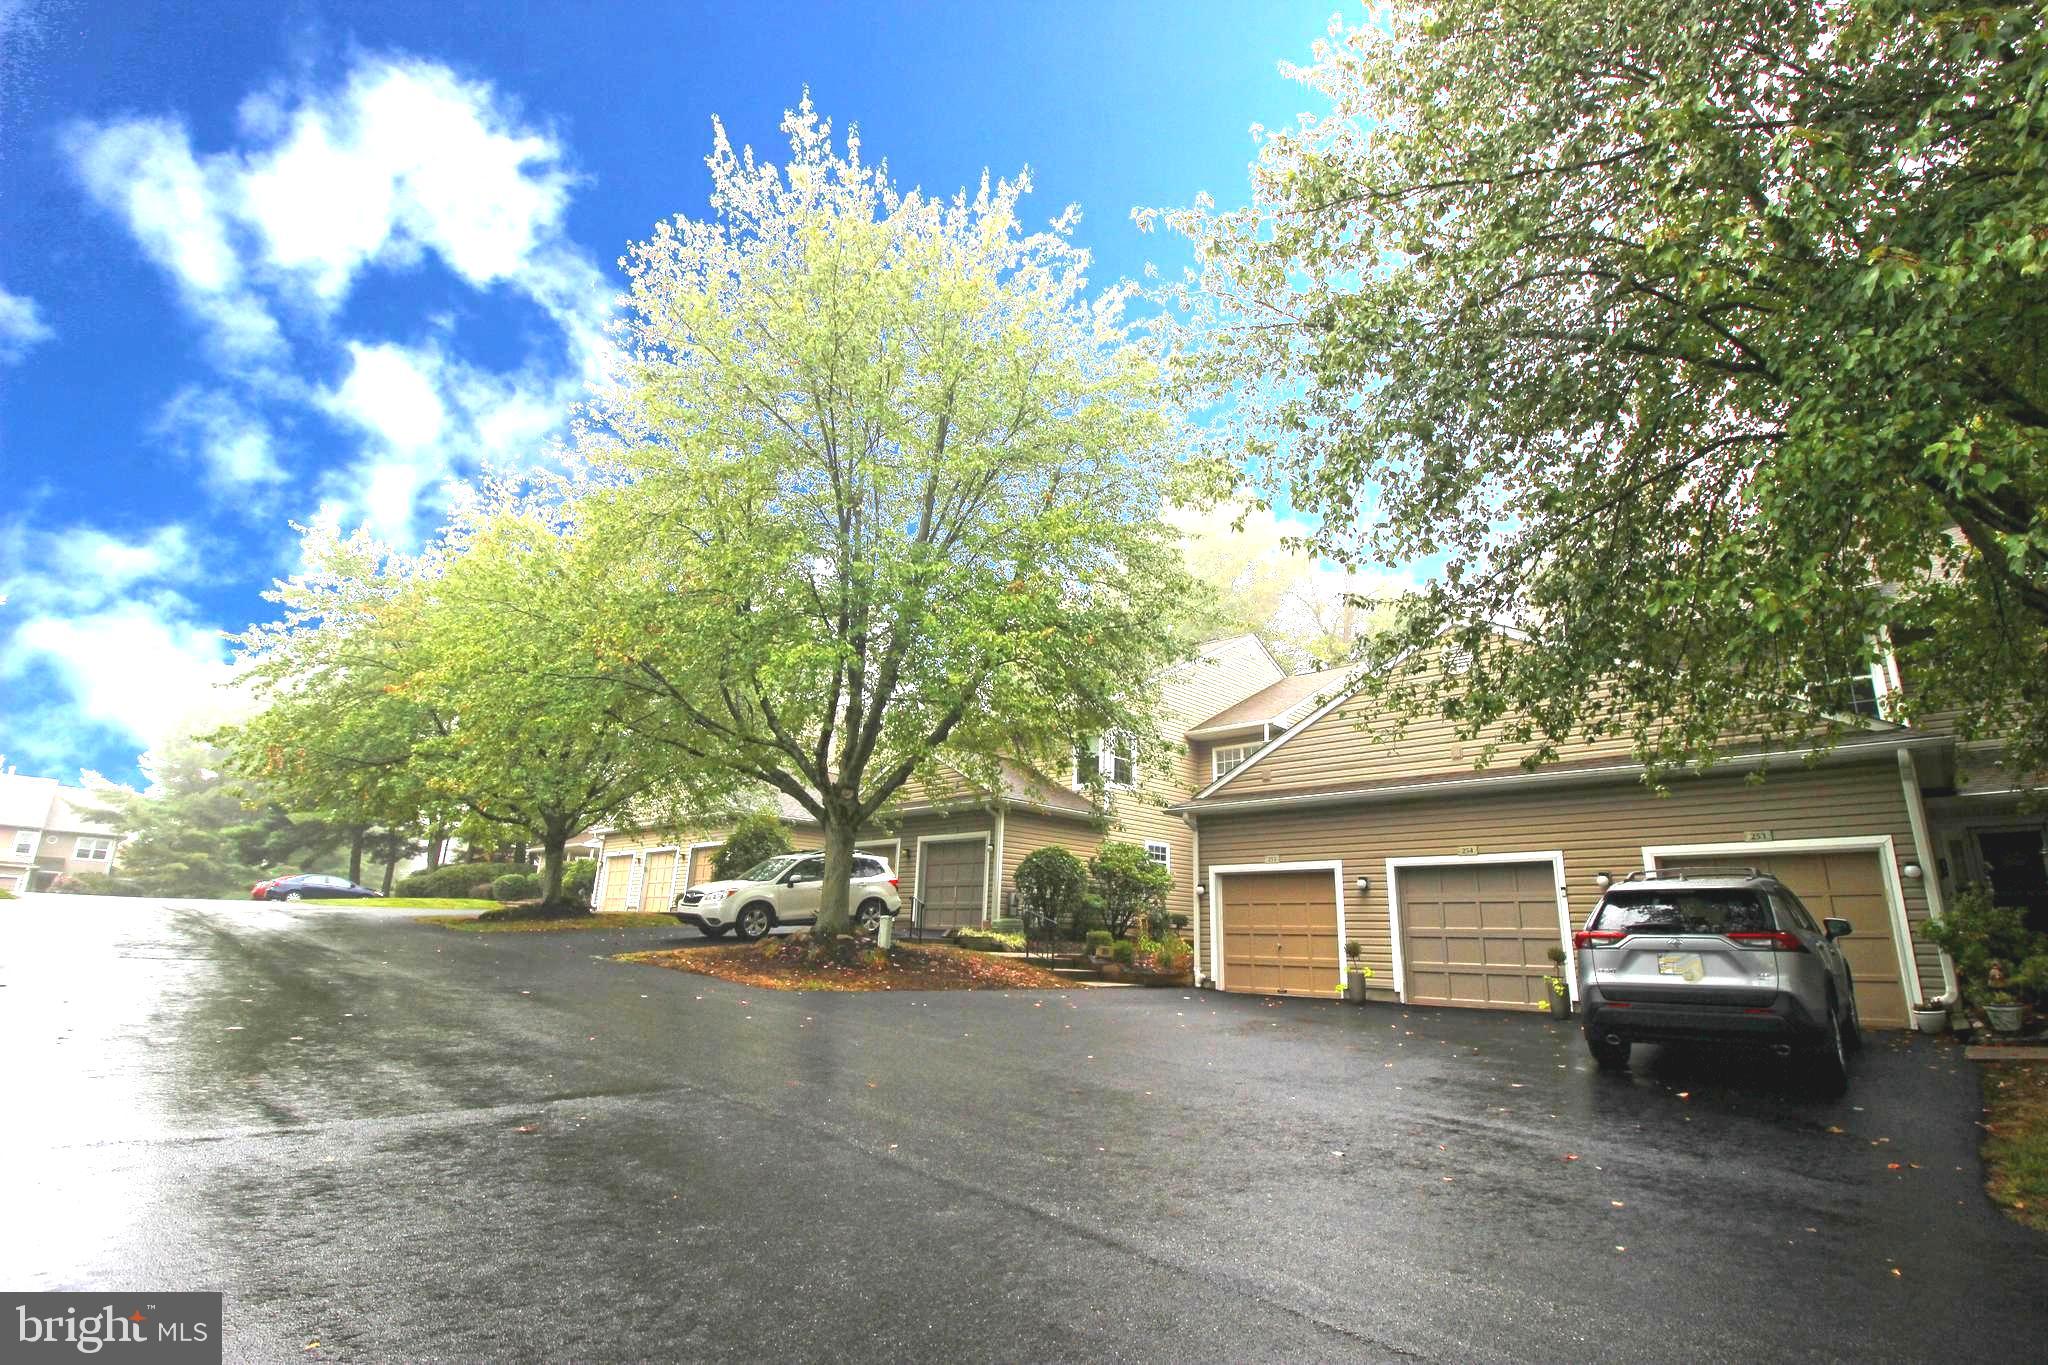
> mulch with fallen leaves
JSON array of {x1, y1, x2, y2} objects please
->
[
  {"x1": 1981, "y1": 1060, "x2": 2048, "y2": 1231},
  {"x1": 616, "y1": 939, "x2": 1069, "y2": 992}
]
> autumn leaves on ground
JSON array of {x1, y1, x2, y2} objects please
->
[
  {"x1": 619, "y1": 939, "x2": 1069, "y2": 992},
  {"x1": 1982, "y1": 1062, "x2": 2048, "y2": 1232}
]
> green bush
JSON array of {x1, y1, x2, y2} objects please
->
[
  {"x1": 1015, "y1": 846, "x2": 1088, "y2": 936},
  {"x1": 953, "y1": 929, "x2": 1026, "y2": 952},
  {"x1": 1922, "y1": 885, "x2": 2048, "y2": 1006},
  {"x1": 1085, "y1": 928, "x2": 1114, "y2": 954},
  {"x1": 1108, "y1": 939, "x2": 1137, "y2": 965},
  {"x1": 395, "y1": 862, "x2": 507, "y2": 899},
  {"x1": 1088, "y1": 841, "x2": 1174, "y2": 940},
  {"x1": 561, "y1": 858, "x2": 597, "y2": 906},
  {"x1": 713, "y1": 812, "x2": 793, "y2": 881},
  {"x1": 490, "y1": 872, "x2": 542, "y2": 902},
  {"x1": 48, "y1": 872, "x2": 143, "y2": 896},
  {"x1": 1151, "y1": 934, "x2": 1190, "y2": 973}
]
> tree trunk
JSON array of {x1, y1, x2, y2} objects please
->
[
  {"x1": 348, "y1": 827, "x2": 365, "y2": 884},
  {"x1": 425, "y1": 825, "x2": 444, "y2": 870},
  {"x1": 814, "y1": 810, "x2": 858, "y2": 938},
  {"x1": 381, "y1": 855, "x2": 397, "y2": 896},
  {"x1": 539, "y1": 826, "x2": 570, "y2": 909}
]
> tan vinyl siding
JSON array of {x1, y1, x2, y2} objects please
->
[{"x1": 1194, "y1": 760, "x2": 1941, "y2": 1005}]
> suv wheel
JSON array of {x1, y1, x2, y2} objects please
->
[
  {"x1": 855, "y1": 899, "x2": 887, "y2": 933},
  {"x1": 1588, "y1": 1037, "x2": 1631, "y2": 1071},
  {"x1": 1807, "y1": 1000, "x2": 1850, "y2": 1096},
  {"x1": 733, "y1": 903, "x2": 774, "y2": 942}
]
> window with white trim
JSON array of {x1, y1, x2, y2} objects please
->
[
  {"x1": 1211, "y1": 742, "x2": 1259, "y2": 781},
  {"x1": 1075, "y1": 736, "x2": 1135, "y2": 789},
  {"x1": 74, "y1": 837, "x2": 114, "y2": 861},
  {"x1": 1143, "y1": 840, "x2": 1171, "y2": 869},
  {"x1": 10, "y1": 831, "x2": 34, "y2": 858}
]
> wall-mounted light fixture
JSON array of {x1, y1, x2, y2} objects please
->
[
  {"x1": 1193, "y1": 884, "x2": 1205, "y2": 898},
  {"x1": 1593, "y1": 872, "x2": 1613, "y2": 889},
  {"x1": 1355, "y1": 876, "x2": 1370, "y2": 895},
  {"x1": 1902, "y1": 862, "x2": 1923, "y2": 881}
]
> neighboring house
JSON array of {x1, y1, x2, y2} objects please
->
[
  {"x1": 588, "y1": 635, "x2": 1288, "y2": 929},
  {"x1": 0, "y1": 773, "x2": 122, "y2": 892},
  {"x1": 1174, "y1": 637, "x2": 2048, "y2": 1028}
]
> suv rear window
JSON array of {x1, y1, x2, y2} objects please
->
[
  {"x1": 1588, "y1": 888, "x2": 1777, "y2": 936},
  {"x1": 853, "y1": 856, "x2": 887, "y2": 877}
]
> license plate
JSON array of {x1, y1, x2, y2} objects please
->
[{"x1": 1657, "y1": 953, "x2": 1705, "y2": 982}]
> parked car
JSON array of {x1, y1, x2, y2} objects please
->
[
  {"x1": 1573, "y1": 867, "x2": 1861, "y2": 1091},
  {"x1": 671, "y1": 852, "x2": 901, "y2": 942},
  {"x1": 251, "y1": 874, "x2": 381, "y2": 902}
]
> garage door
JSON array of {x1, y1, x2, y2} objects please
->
[
  {"x1": 1397, "y1": 861, "x2": 1561, "y2": 1010},
  {"x1": 599, "y1": 854, "x2": 634, "y2": 912},
  {"x1": 1217, "y1": 870, "x2": 1341, "y2": 997},
  {"x1": 686, "y1": 844, "x2": 719, "y2": 888},
  {"x1": 642, "y1": 850, "x2": 677, "y2": 913},
  {"x1": 918, "y1": 838, "x2": 987, "y2": 931},
  {"x1": 1660, "y1": 850, "x2": 1907, "y2": 1028}
]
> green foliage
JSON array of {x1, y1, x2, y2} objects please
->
[
  {"x1": 1088, "y1": 841, "x2": 1174, "y2": 940},
  {"x1": 1149, "y1": 1, "x2": 2048, "y2": 782},
  {"x1": 489, "y1": 872, "x2": 542, "y2": 902},
  {"x1": 1015, "y1": 846, "x2": 1089, "y2": 935},
  {"x1": 1145, "y1": 935, "x2": 1190, "y2": 975},
  {"x1": 85, "y1": 739, "x2": 317, "y2": 898},
  {"x1": 953, "y1": 929, "x2": 1026, "y2": 952},
  {"x1": 308, "y1": 897, "x2": 496, "y2": 909},
  {"x1": 1085, "y1": 928, "x2": 1114, "y2": 954},
  {"x1": 574, "y1": 97, "x2": 1198, "y2": 937},
  {"x1": 1108, "y1": 939, "x2": 1137, "y2": 966},
  {"x1": 1922, "y1": 885, "x2": 2048, "y2": 1005},
  {"x1": 48, "y1": 872, "x2": 143, "y2": 896},
  {"x1": 714, "y1": 813, "x2": 794, "y2": 881},
  {"x1": 562, "y1": 858, "x2": 597, "y2": 907},
  {"x1": 2013, "y1": 955, "x2": 2048, "y2": 1007},
  {"x1": 394, "y1": 862, "x2": 506, "y2": 899}
]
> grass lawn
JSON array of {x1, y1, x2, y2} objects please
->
[
  {"x1": 419, "y1": 910, "x2": 678, "y2": 932},
  {"x1": 619, "y1": 938, "x2": 1069, "y2": 991},
  {"x1": 306, "y1": 897, "x2": 500, "y2": 909},
  {"x1": 1982, "y1": 1060, "x2": 2048, "y2": 1231}
]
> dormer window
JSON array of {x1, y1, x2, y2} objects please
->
[
  {"x1": 1212, "y1": 741, "x2": 1260, "y2": 780},
  {"x1": 1075, "y1": 736, "x2": 1135, "y2": 790}
]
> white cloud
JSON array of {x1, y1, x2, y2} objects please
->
[
  {"x1": 321, "y1": 341, "x2": 447, "y2": 451},
  {"x1": 6, "y1": 603, "x2": 237, "y2": 756},
  {"x1": 154, "y1": 387, "x2": 287, "y2": 491},
  {"x1": 0, "y1": 286, "x2": 54, "y2": 363},
  {"x1": 65, "y1": 118, "x2": 283, "y2": 362},
  {"x1": 48, "y1": 525, "x2": 199, "y2": 594}
]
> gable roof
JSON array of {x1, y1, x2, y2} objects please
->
[{"x1": 1186, "y1": 666, "x2": 1355, "y2": 738}]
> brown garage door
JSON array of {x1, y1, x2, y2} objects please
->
[
  {"x1": 1661, "y1": 850, "x2": 1906, "y2": 1028},
  {"x1": 600, "y1": 854, "x2": 634, "y2": 912},
  {"x1": 642, "y1": 850, "x2": 677, "y2": 912},
  {"x1": 1218, "y1": 870, "x2": 1341, "y2": 997},
  {"x1": 918, "y1": 838, "x2": 987, "y2": 931},
  {"x1": 1398, "y1": 861, "x2": 1560, "y2": 1010}
]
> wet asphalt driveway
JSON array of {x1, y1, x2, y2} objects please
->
[{"x1": 2, "y1": 897, "x2": 2043, "y2": 1363}]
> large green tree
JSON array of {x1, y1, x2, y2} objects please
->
[
  {"x1": 574, "y1": 98, "x2": 1198, "y2": 937},
  {"x1": 1147, "y1": 2, "x2": 2048, "y2": 777}
]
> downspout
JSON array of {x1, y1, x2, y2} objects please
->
[
  {"x1": 991, "y1": 807, "x2": 1007, "y2": 927},
  {"x1": 1897, "y1": 748, "x2": 1959, "y2": 1008},
  {"x1": 1185, "y1": 812, "x2": 1202, "y2": 983}
]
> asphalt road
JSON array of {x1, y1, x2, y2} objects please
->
[{"x1": 2, "y1": 895, "x2": 2042, "y2": 1363}]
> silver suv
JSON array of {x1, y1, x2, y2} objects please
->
[
  {"x1": 1574, "y1": 868, "x2": 1861, "y2": 1091},
  {"x1": 671, "y1": 852, "x2": 902, "y2": 942}
]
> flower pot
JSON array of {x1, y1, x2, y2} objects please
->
[
  {"x1": 1547, "y1": 990, "x2": 1572, "y2": 1019},
  {"x1": 1344, "y1": 977, "x2": 1369, "y2": 1003},
  {"x1": 1985, "y1": 1002, "x2": 2024, "y2": 1034},
  {"x1": 1910, "y1": 1006, "x2": 1949, "y2": 1035}
]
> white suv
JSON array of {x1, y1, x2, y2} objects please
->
[{"x1": 671, "y1": 852, "x2": 903, "y2": 941}]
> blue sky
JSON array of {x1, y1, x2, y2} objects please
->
[{"x1": 0, "y1": 0, "x2": 1346, "y2": 785}]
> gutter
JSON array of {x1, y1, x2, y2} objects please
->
[{"x1": 1169, "y1": 733, "x2": 1954, "y2": 817}]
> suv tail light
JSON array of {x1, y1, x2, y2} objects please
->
[
  {"x1": 1727, "y1": 930, "x2": 1807, "y2": 953},
  {"x1": 889, "y1": 877, "x2": 899, "y2": 889},
  {"x1": 1572, "y1": 929, "x2": 1627, "y2": 949}
]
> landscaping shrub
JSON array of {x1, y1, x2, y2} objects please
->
[
  {"x1": 47, "y1": 872, "x2": 142, "y2": 896},
  {"x1": 1088, "y1": 841, "x2": 1173, "y2": 940},
  {"x1": 490, "y1": 872, "x2": 542, "y2": 902},
  {"x1": 471, "y1": 882, "x2": 495, "y2": 900},
  {"x1": 1108, "y1": 939, "x2": 1137, "y2": 965},
  {"x1": 395, "y1": 862, "x2": 506, "y2": 899},
  {"x1": 713, "y1": 812, "x2": 793, "y2": 881},
  {"x1": 1085, "y1": 928, "x2": 1114, "y2": 955},
  {"x1": 1923, "y1": 885, "x2": 2048, "y2": 1005},
  {"x1": 953, "y1": 929, "x2": 1026, "y2": 952},
  {"x1": 561, "y1": 858, "x2": 597, "y2": 906},
  {"x1": 1149, "y1": 935, "x2": 1190, "y2": 974},
  {"x1": 1168, "y1": 911, "x2": 1190, "y2": 931},
  {"x1": 1015, "y1": 846, "x2": 1087, "y2": 937}
]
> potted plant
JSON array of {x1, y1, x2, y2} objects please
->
[
  {"x1": 1984, "y1": 989, "x2": 2024, "y2": 1034},
  {"x1": 1344, "y1": 941, "x2": 1373, "y2": 1002},
  {"x1": 1544, "y1": 945, "x2": 1572, "y2": 1017},
  {"x1": 1910, "y1": 1001, "x2": 1950, "y2": 1035},
  {"x1": 1921, "y1": 885, "x2": 2046, "y2": 1037}
]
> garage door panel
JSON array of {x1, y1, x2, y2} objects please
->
[
  {"x1": 1398, "y1": 860, "x2": 1559, "y2": 1012},
  {"x1": 1660, "y1": 850, "x2": 1908, "y2": 1029}
]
